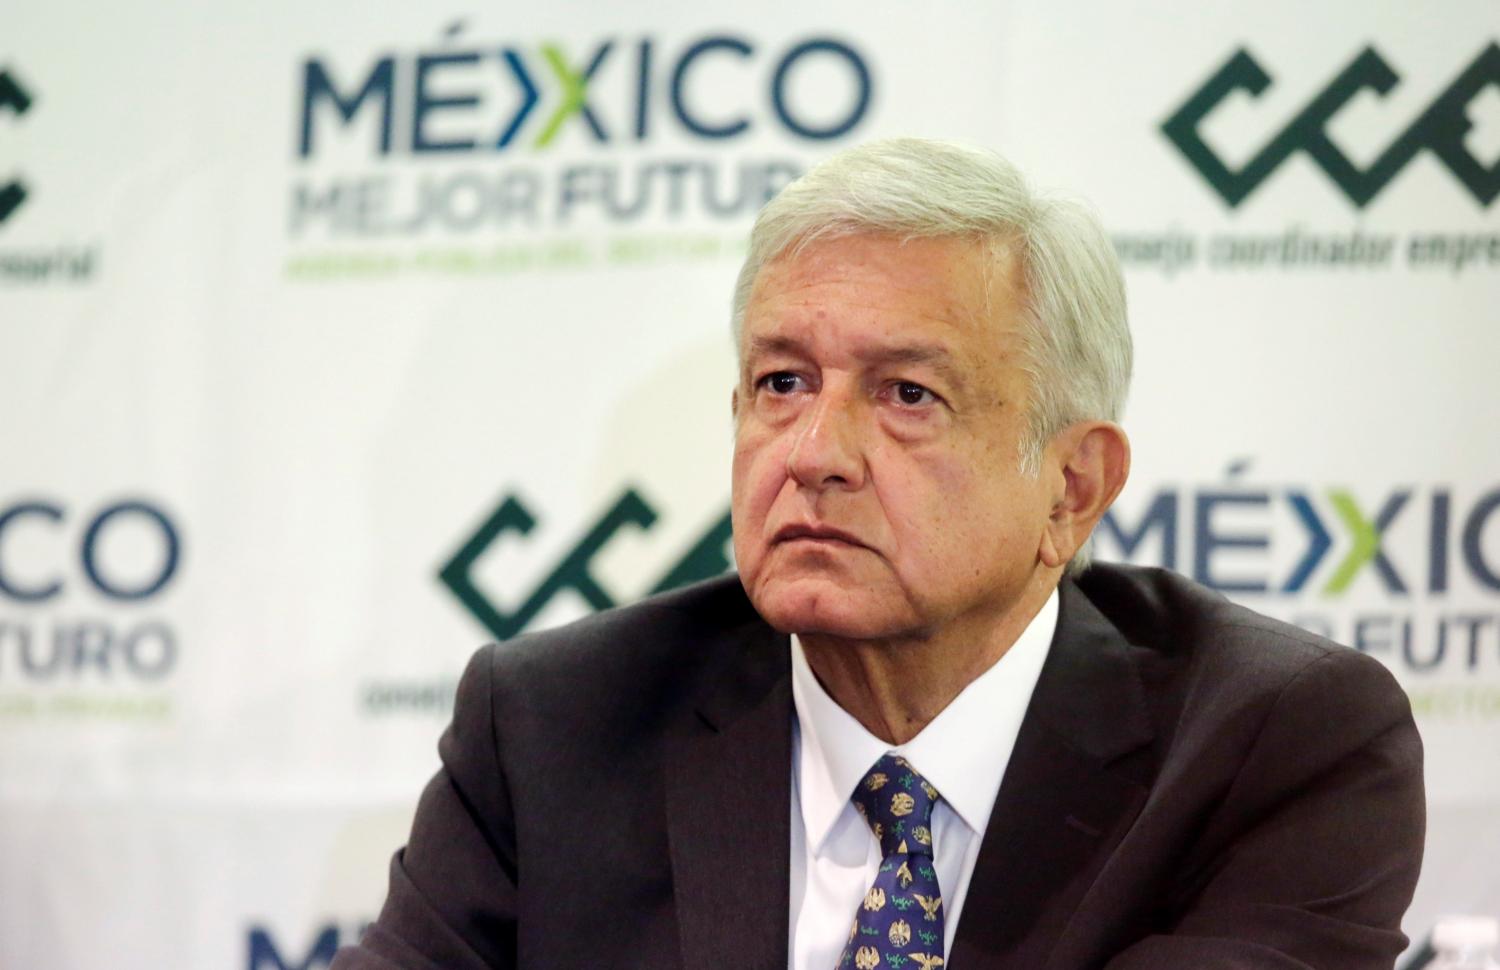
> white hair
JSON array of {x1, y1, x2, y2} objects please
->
[{"x1": 731, "y1": 137, "x2": 1131, "y2": 572}]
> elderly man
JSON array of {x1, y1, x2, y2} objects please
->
[{"x1": 333, "y1": 139, "x2": 1423, "y2": 970}]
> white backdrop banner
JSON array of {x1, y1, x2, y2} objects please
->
[{"x1": 3, "y1": 1, "x2": 1498, "y2": 967}]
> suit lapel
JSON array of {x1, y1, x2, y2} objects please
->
[
  {"x1": 665, "y1": 618, "x2": 792, "y2": 970},
  {"x1": 948, "y1": 579, "x2": 1155, "y2": 970}
]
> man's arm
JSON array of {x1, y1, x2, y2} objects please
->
[
  {"x1": 332, "y1": 646, "x2": 517, "y2": 970},
  {"x1": 1107, "y1": 647, "x2": 1425, "y2": 970}
]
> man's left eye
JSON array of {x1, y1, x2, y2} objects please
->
[{"x1": 890, "y1": 382, "x2": 937, "y2": 407}]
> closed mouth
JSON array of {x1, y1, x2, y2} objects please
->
[{"x1": 772, "y1": 524, "x2": 869, "y2": 549}]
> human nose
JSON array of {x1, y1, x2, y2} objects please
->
[{"x1": 785, "y1": 383, "x2": 867, "y2": 491}]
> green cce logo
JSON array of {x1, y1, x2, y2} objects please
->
[
  {"x1": 438, "y1": 489, "x2": 733, "y2": 641},
  {"x1": 0, "y1": 67, "x2": 34, "y2": 224},
  {"x1": 1162, "y1": 43, "x2": 1500, "y2": 208}
]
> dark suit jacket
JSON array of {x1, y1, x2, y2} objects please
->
[{"x1": 332, "y1": 564, "x2": 1424, "y2": 970}]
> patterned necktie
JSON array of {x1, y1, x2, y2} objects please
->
[{"x1": 837, "y1": 753, "x2": 946, "y2": 970}]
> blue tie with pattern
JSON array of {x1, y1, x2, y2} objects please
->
[{"x1": 837, "y1": 753, "x2": 946, "y2": 970}]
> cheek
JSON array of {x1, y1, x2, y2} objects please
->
[
  {"x1": 880, "y1": 448, "x2": 1008, "y2": 549},
  {"x1": 730, "y1": 439, "x2": 774, "y2": 512},
  {"x1": 883, "y1": 440, "x2": 975, "y2": 505},
  {"x1": 730, "y1": 432, "x2": 792, "y2": 558}
]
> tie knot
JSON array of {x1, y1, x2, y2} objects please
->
[{"x1": 851, "y1": 753, "x2": 940, "y2": 858}]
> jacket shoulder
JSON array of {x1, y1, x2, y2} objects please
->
[
  {"x1": 461, "y1": 573, "x2": 774, "y2": 736},
  {"x1": 1073, "y1": 562, "x2": 1412, "y2": 744},
  {"x1": 1077, "y1": 561, "x2": 1384, "y2": 677}
]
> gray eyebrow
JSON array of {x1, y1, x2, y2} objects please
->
[
  {"x1": 744, "y1": 334, "x2": 807, "y2": 359},
  {"x1": 865, "y1": 344, "x2": 968, "y2": 393},
  {"x1": 746, "y1": 336, "x2": 954, "y2": 366}
]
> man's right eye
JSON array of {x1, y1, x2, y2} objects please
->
[{"x1": 757, "y1": 372, "x2": 805, "y2": 395}]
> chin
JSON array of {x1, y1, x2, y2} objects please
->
[{"x1": 746, "y1": 574, "x2": 917, "y2": 640}]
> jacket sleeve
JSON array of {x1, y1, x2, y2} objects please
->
[
  {"x1": 1104, "y1": 647, "x2": 1426, "y2": 970},
  {"x1": 331, "y1": 645, "x2": 517, "y2": 970}
]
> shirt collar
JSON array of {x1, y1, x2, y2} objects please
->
[{"x1": 791, "y1": 588, "x2": 1059, "y2": 853}]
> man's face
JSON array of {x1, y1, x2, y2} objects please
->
[{"x1": 731, "y1": 232, "x2": 1057, "y2": 642}]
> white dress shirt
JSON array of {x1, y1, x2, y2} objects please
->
[{"x1": 787, "y1": 589, "x2": 1059, "y2": 970}]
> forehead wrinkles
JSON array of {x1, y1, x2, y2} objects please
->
[{"x1": 746, "y1": 235, "x2": 998, "y2": 344}]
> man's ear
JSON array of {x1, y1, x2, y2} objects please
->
[
  {"x1": 730, "y1": 387, "x2": 740, "y2": 420},
  {"x1": 1038, "y1": 422, "x2": 1130, "y2": 570}
]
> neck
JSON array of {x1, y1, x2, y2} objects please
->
[{"x1": 800, "y1": 574, "x2": 1057, "y2": 745}]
